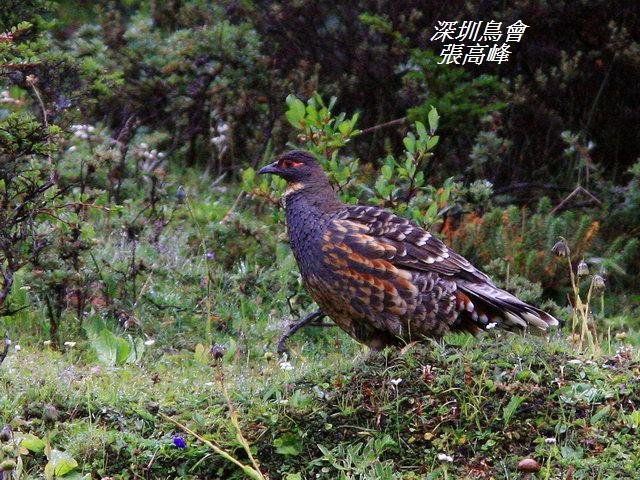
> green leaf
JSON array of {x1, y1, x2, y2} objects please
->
[
  {"x1": 285, "y1": 95, "x2": 306, "y2": 127},
  {"x1": 403, "y1": 133, "x2": 416, "y2": 154},
  {"x1": 338, "y1": 121, "x2": 351, "y2": 135},
  {"x1": 381, "y1": 164, "x2": 393, "y2": 180},
  {"x1": 350, "y1": 112, "x2": 359, "y2": 129},
  {"x1": 273, "y1": 433, "x2": 302, "y2": 456},
  {"x1": 590, "y1": 405, "x2": 610, "y2": 425},
  {"x1": 91, "y1": 329, "x2": 130, "y2": 366},
  {"x1": 92, "y1": 329, "x2": 118, "y2": 366},
  {"x1": 327, "y1": 96, "x2": 337, "y2": 112},
  {"x1": 427, "y1": 106, "x2": 440, "y2": 134},
  {"x1": 194, "y1": 343, "x2": 209, "y2": 364},
  {"x1": 426, "y1": 135, "x2": 439, "y2": 150},
  {"x1": 20, "y1": 433, "x2": 45, "y2": 453},
  {"x1": 62, "y1": 474, "x2": 91, "y2": 480},
  {"x1": 415, "y1": 121, "x2": 428, "y2": 140},
  {"x1": 503, "y1": 395, "x2": 525, "y2": 425},
  {"x1": 45, "y1": 449, "x2": 78, "y2": 479},
  {"x1": 425, "y1": 201, "x2": 438, "y2": 221},
  {"x1": 114, "y1": 336, "x2": 131, "y2": 365}
]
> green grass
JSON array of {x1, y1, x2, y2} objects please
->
[{"x1": 1, "y1": 331, "x2": 639, "y2": 479}]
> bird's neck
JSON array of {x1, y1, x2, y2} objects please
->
[
  {"x1": 283, "y1": 181, "x2": 342, "y2": 215},
  {"x1": 284, "y1": 182, "x2": 341, "y2": 271}
]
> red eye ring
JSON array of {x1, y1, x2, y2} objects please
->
[{"x1": 280, "y1": 159, "x2": 303, "y2": 168}]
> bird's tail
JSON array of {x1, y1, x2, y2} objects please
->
[{"x1": 455, "y1": 281, "x2": 560, "y2": 333}]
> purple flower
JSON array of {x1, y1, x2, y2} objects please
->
[{"x1": 172, "y1": 436, "x2": 187, "y2": 449}]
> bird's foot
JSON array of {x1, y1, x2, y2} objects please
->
[{"x1": 277, "y1": 309, "x2": 331, "y2": 355}]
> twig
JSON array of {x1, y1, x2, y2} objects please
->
[
  {"x1": 0, "y1": 272, "x2": 14, "y2": 310},
  {"x1": 550, "y1": 186, "x2": 601, "y2": 214},
  {"x1": 585, "y1": 53, "x2": 617, "y2": 133},
  {"x1": 359, "y1": 117, "x2": 407, "y2": 136},
  {"x1": 217, "y1": 370, "x2": 264, "y2": 477},
  {"x1": 26, "y1": 76, "x2": 48, "y2": 128},
  {"x1": 220, "y1": 192, "x2": 245, "y2": 224}
]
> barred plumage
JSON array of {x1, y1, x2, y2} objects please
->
[{"x1": 259, "y1": 150, "x2": 559, "y2": 349}]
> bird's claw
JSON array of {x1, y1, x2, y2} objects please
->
[{"x1": 276, "y1": 309, "x2": 330, "y2": 355}]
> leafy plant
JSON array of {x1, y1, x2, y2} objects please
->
[{"x1": 312, "y1": 435, "x2": 401, "y2": 480}]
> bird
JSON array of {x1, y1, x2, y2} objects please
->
[{"x1": 259, "y1": 150, "x2": 559, "y2": 350}]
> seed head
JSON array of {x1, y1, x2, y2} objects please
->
[
  {"x1": 551, "y1": 238, "x2": 570, "y2": 257},
  {"x1": 210, "y1": 343, "x2": 226, "y2": 360},
  {"x1": 0, "y1": 426, "x2": 11, "y2": 442},
  {"x1": 592, "y1": 274, "x2": 606, "y2": 291},
  {"x1": 176, "y1": 186, "x2": 187, "y2": 204},
  {"x1": 577, "y1": 260, "x2": 589, "y2": 277}
]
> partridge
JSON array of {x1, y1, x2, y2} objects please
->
[{"x1": 259, "y1": 150, "x2": 559, "y2": 350}]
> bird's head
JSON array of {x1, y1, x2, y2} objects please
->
[{"x1": 258, "y1": 150, "x2": 329, "y2": 194}]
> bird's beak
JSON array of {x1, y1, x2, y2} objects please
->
[{"x1": 258, "y1": 161, "x2": 279, "y2": 175}]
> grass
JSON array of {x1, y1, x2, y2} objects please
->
[
  {"x1": 1, "y1": 331, "x2": 639, "y2": 479},
  {"x1": 1, "y1": 170, "x2": 639, "y2": 479}
]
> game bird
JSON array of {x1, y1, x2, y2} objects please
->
[{"x1": 259, "y1": 150, "x2": 559, "y2": 352}]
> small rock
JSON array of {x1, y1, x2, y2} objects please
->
[{"x1": 517, "y1": 458, "x2": 540, "y2": 473}]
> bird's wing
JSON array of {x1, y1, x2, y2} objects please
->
[
  {"x1": 332, "y1": 205, "x2": 492, "y2": 283},
  {"x1": 327, "y1": 205, "x2": 559, "y2": 331}
]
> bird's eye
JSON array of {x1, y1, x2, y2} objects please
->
[{"x1": 280, "y1": 159, "x2": 303, "y2": 168}]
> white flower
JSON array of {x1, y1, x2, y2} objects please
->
[
  {"x1": 144, "y1": 339, "x2": 155, "y2": 346},
  {"x1": 43, "y1": 340, "x2": 52, "y2": 346},
  {"x1": 279, "y1": 360, "x2": 294, "y2": 371},
  {"x1": 390, "y1": 378, "x2": 402, "y2": 386},
  {"x1": 437, "y1": 453, "x2": 453, "y2": 462},
  {"x1": 210, "y1": 135, "x2": 227, "y2": 147},
  {"x1": 486, "y1": 322, "x2": 497, "y2": 330},
  {"x1": 544, "y1": 437, "x2": 556, "y2": 444},
  {"x1": 64, "y1": 341, "x2": 77, "y2": 348},
  {"x1": 14, "y1": 344, "x2": 21, "y2": 352},
  {"x1": 70, "y1": 124, "x2": 95, "y2": 139},
  {"x1": 68, "y1": 146, "x2": 77, "y2": 152}
]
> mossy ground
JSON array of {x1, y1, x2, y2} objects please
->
[{"x1": 2, "y1": 329, "x2": 639, "y2": 479}]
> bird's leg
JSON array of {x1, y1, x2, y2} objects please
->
[{"x1": 277, "y1": 309, "x2": 330, "y2": 355}]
